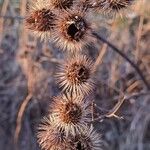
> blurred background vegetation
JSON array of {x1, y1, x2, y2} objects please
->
[{"x1": 0, "y1": 0, "x2": 150, "y2": 150}]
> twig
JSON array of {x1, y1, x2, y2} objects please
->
[
  {"x1": 106, "y1": 96, "x2": 125, "y2": 118},
  {"x1": 14, "y1": 1, "x2": 28, "y2": 145},
  {"x1": 135, "y1": 15, "x2": 144, "y2": 61},
  {"x1": 124, "y1": 91, "x2": 150, "y2": 100},
  {"x1": 135, "y1": 0, "x2": 145, "y2": 61},
  {"x1": 93, "y1": 43, "x2": 107, "y2": 72},
  {"x1": 92, "y1": 32, "x2": 150, "y2": 90},
  {"x1": 106, "y1": 91, "x2": 150, "y2": 102},
  {"x1": 0, "y1": 0, "x2": 9, "y2": 43},
  {"x1": 18, "y1": 0, "x2": 27, "y2": 50},
  {"x1": 93, "y1": 91, "x2": 150, "y2": 122},
  {"x1": 14, "y1": 93, "x2": 32, "y2": 144},
  {"x1": 126, "y1": 80, "x2": 141, "y2": 93},
  {"x1": 93, "y1": 96, "x2": 125, "y2": 122}
]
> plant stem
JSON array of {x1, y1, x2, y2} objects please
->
[{"x1": 92, "y1": 32, "x2": 150, "y2": 90}]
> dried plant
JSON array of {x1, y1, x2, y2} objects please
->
[
  {"x1": 52, "y1": 8, "x2": 94, "y2": 52},
  {"x1": 0, "y1": 0, "x2": 150, "y2": 150},
  {"x1": 56, "y1": 55, "x2": 94, "y2": 95},
  {"x1": 88, "y1": 0, "x2": 135, "y2": 16},
  {"x1": 37, "y1": 117, "x2": 101, "y2": 150},
  {"x1": 37, "y1": 116, "x2": 70, "y2": 150},
  {"x1": 95, "y1": 0, "x2": 135, "y2": 12},
  {"x1": 49, "y1": 93, "x2": 91, "y2": 136},
  {"x1": 13, "y1": 0, "x2": 150, "y2": 149},
  {"x1": 68, "y1": 126, "x2": 102, "y2": 150},
  {"x1": 26, "y1": 0, "x2": 56, "y2": 40}
]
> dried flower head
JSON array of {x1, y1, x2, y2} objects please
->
[
  {"x1": 37, "y1": 117, "x2": 101, "y2": 150},
  {"x1": 69, "y1": 126, "x2": 102, "y2": 150},
  {"x1": 50, "y1": 93, "x2": 91, "y2": 136},
  {"x1": 26, "y1": 0, "x2": 56, "y2": 40},
  {"x1": 56, "y1": 55, "x2": 94, "y2": 95},
  {"x1": 52, "y1": 8, "x2": 94, "y2": 52},
  {"x1": 96, "y1": 0, "x2": 135, "y2": 14},
  {"x1": 37, "y1": 116, "x2": 70, "y2": 150},
  {"x1": 48, "y1": 0, "x2": 74, "y2": 9}
]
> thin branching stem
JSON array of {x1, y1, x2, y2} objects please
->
[
  {"x1": 92, "y1": 32, "x2": 150, "y2": 90},
  {"x1": 93, "y1": 92, "x2": 150, "y2": 122}
]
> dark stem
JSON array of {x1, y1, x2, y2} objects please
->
[{"x1": 92, "y1": 32, "x2": 150, "y2": 90}]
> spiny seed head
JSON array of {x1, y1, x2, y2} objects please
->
[
  {"x1": 37, "y1": 117, "x2": 102, "y2": 150},
  {"x1": 58, "y1": 102, "x2": 82, "y2": 124},
  {"x1": 26, "y1": 9, "x2": 55, "y2": 35},
  {"x1": 96, "y1": 0, "x2": 135, "y2": 14},
  {"x1": 26, "y1": 0, "x2": 56, "y2": 40},
  {"x1": 56, "y1": 55, "x2": 94, "y2": 95},
  {"x1": 48, "y1": 0, "x2": 74, "y2": 9},
  {"x1": 52, "y1": 8, "x2": 94, "y2": 52},
  {"x1": 37, "y1": 116, "x2": 70, "y2": 150},
  {"x1": 50, "y1": 93, "x2": 91, "y2": 136},
  {"x1": 37, "y1": 116, "x2": 75, "y2": 150},
  {"x1": 69, "y1": 126, "x2": 102, "y2": 150}
]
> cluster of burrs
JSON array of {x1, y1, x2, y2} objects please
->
[
  {"x1": 26, "y1": 0, "x2": 135, "y2": 51},
  {"x1": 26, "y1": 0, "x2": 135, "y2": 149}
]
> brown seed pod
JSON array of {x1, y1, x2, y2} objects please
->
[
  {"x1": 69, "y1": 126, "x2": 102, "y2": 150},
  {"x1": 26, "y1": 0, "x2": 56, "y2": 40},
  {"x1": 37, "y1": 116, "x2": 70, "y2": 150},
  {"x1": 50, "y1": 93, "x2": 91, "y2": 136},
  {"x1": 56, "y1": 55, "x2": 94, "y2": 95},
  {"x1": 52, "y1": 8, "x2": 94, "y2": 52},
  {"x1": 95, "y1": 0, "x2": 135, "y2": 14},
  {"x1": 37, "y1": 117, "x2": 102, "y2": 150}
]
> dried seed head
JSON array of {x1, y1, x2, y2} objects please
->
[
  {"x1": 56, "y1": 55, "x2": 94, "y2": 95},
  {"x1": 26, "y1": 0, "x2": 56, "y2": 40},
  {"x1": 69, "y1": 126, "x2": 102, "y2": 150},
  {"x1": 37, "y1": 116, "x2": 70, "y2": 150},
  {"x1": 52, "y1": 8, "x2": 94, "y2": 52},
  {"x1": 37, "y1": 117, "x2": 102, "y2": 150},
  {"x1": 50, "y1": 93, "x2": 91, "y2": 136},
  {"x1": 48, "y1": 0, "x2": 74, "y2": 9},
  {"x1": 95, "y1": 0, "x2": 135, "y2": 14}
]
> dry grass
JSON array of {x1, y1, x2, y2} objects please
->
[{"x1": 0, "y1": 0, "x2": 150, "y2": 150}]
